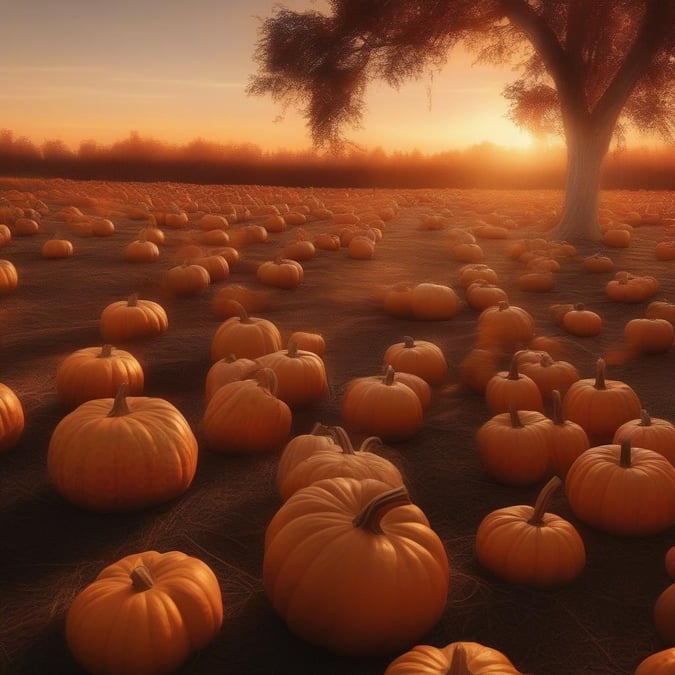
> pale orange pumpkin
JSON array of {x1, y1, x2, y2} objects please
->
[
  {"x1": 66, "y1": 550, "x2": 223, "y2": 675},
  {"x1": 410, "y1": 282, "x2": 460, "y2": 320},
  {"x1": 475, "y1": 476, "x2": 586, "y2": 586},
  {"x1": 263, "y1": 478, "x2": 450, "y2": 655},
  {"x1": 48, "y1": 385, "x2": 198, "y2": 511},
  {"x1": 561, "y1": 304, "x2": 602, "y2": 337},
  {"x1": 288, "y1": 330, "x2": 326, "y2": 356}
]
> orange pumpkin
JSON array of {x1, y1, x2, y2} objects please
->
[
  {"x1": 255, "y1": 340, "x2": 328, "y2": 408},
  {"x1": 582, "y1": 252, "x2": 614, "y2": 273},
  {"x1": 475, "y1": 476, "x2": 585, "y2": 586},
  {"x1": 0, "y1": 382, "x2": 25, "y2": 452},
  {"x1": 548, "y1": 390, "x2": 590, "y2": 479},
  {"x1": 458, "y1": 348, "x2": 500, "y2": 393},
  {"x1": 383, "y1": 336, "x2": 448, "y2": 386},
  {"x1": 263, "y1": 478, "x2": 450, "y2": 655},
  {"x1": 456, "y1": 263, "x2": 499, "y2": 288},
  {"x1": 646, "y1": 300, "x2": 675, "y2": 327},
  {"x1": 341, "y1": 365, "x2": 424, "y2": 441},
  {"x1": 612, "y1": 409, "x2": 675, "y2": 466},
  {"x1": 163, "y1": 262, "x2": 210, "y2": 296},
  {"x1": 485, "y1": 352, "x2": 544, "y2": 414},
  {"x1": 476, "y1": 407, "x2": 552, "y2": 486},
  {"x1": 66, "y1": 550, "x2": 223, "y2": 675},
  {"x1": 288, "y1": 330, "x2": 326, "y2": 356},
  {"x1": 624, "y1": 317, "x2": 674, "y2": 354},
  {"x1": 55, "y1": 344, "x2": 144, "y2": 407},
  {"x1": 123, "y1": 239, "x2": 160, "y2": 263},
  {"x1": 41, "y1": 237, "x2": 74, "y2": 259},
  {"x1": 383, "y1": 282, "x2": 415, "y2": 318},
  {"x1": 410, "y1": 282, "x2": 460, "y2": 321},
  {"x1": 465, "y1": 280, "x2": 508, "y2": 311},
  {"x1": 210, "y1": 302, "x2": 281, "y2": 361},
  {"x1": 100, "y1": 293, "x2": 168, "y2": 342},
  {"x1": 48, "y1": 385, "x2": 198, "y2": 511},
  {"x1": 0, "y1": 259, "x2": 18, "y2": 294},
  {"x1": 561, "y1": 304, "x2": 602, "y2": 337},
  {"x1": 211, "y1": 284, "x2": 270, "y2": 318},
  {"x1": 203, "y1": 368, "x2": 292, "y2": 452},
  {"x1": 256, "y1": 257, "x2": 303, "y2": 289},
  {"x1": 635, "y1": 648, "x2": 675, "y2": 675},
  {"x1": 606, "y1": 272, "x2": 659, "y2": 303},
  {"x1": 654, "y1": 583, "x2": 675, "y2": 646},
  {"x1": 189, "y1": 255, "x2": 230, "y2": 282},
  {"x1": 563, "y1": 358, "x2": 641, "y2": 444},
  {"x1": 518, "y1": 352, "x2": 580, "y2": 400},
  {"x1": 475, "y1": 301, "x2": 535, "y2": 352},
  {"x1": 384, "y1": 641, "x2": 520, "y2": 674},
  {"x1": 565, "y1": 438, "x2": 675, "y2": 536},
  {"x1": 204, "y1": 354, "x2": 259, "y2": 402}
]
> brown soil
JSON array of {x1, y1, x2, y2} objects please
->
[{"x1": 1, "y1": 178, "x2": 674, "y2": 675}]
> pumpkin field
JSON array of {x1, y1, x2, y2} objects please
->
[{"x1": 1, "y1": 176, "x2": 675, "y2": 675}]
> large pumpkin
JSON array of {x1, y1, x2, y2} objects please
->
[
  {"x1": 384, "y1": 641, "x2": 520, "y2": 674},
  {"x1": 0, "y1": 382, "x2": 25, "y2": 452},
  {"x1": 55, "y1": 344, "x2": 144, "y2": 408},
  {"x1": 263, "y1": 477, "x2": 450, "y2": 655},
  {"x1": 100, "y1": 293, "x2": 168, "y2": 342},
  {"x1": 66, "y1": 550, "x2": 223, "y2": 675},
  {"x1": 475, "y1": 476, "x2": 586, "y2": 587},
  {"x1": 635, "y1": 648, "x2": 675, "y2": 675},
  {"x1": 47, "y1": 385, "x2": 198, "y2": 511},
  {"x1": 565, "y1": 438, "x2": 675, "y2": 536}
]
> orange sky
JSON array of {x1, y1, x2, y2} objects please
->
[{"x1": 0, "y1": 0, "x2": 659, "y2": 155}]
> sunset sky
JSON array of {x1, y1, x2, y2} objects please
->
[{"x1": 0, "y1": 0, "x2": 656, "y2": 155}]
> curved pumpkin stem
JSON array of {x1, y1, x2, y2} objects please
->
[
  {"x1": 507, "y1": 352, "x2": 524, "y2": 381},
  {"x1": 403, "y1": 335, "x2": 415, "y2": 349},
  {"x1": 497, "y1": 300, "x2": 509, "y2": 312},
  {"x1": 98, "y1": 344, "x2": 114, "y2": 358},
  {"x1": 594, "y1": 358, "x2": 607, "y2": 390},
  {"x1": 130, "y1": 565, "x2": 154, "y2": 592},
  {"x1": 254, "y1": 367, "x2": 279, "y2": 396},
  {"x1": 540, "y1": 352, "x2": 554, "y2": 368},
  {"x1": 329, "y1": 426, "x2": 356, "y2": 455},
  {"x1": 107, "y1": 383, "x2": 130, "y2": 417},
  {"x1": 619, "y1": 437, "x2": 632, "y2": 468},
  {"x1": 639, "y1": 409, "x2": 652, "y2": 427},
  {"x1": 527, "y1": 476, "x2": 562, "y2": 526},
  {"x1": 352, "y1": 486, "x2": 411, "y2": 534},
  {"x1": 360, "y1": 436, "x2": 384, "y2": 453},
  {"x1": 383, "y1": 364, "x2": 396, "y2": 386},
  {"x1": 448, "y1": 644, "x2": 471, "y2": 675},
  {"x1": 308, "y1": 421, "x2": 332, "y2": 436}
]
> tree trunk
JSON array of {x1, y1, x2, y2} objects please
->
[{"x1": 550, "y1": 126, "x2": 611, "y2": 242}]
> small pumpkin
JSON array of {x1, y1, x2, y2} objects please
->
[
  {"x1": 163, "y1": 262, "x2": 211, "y2": 296},
  {"x1": 410, "y1": 282, "x2": 460, "y2": 321},
  {"x1": 654, "y1": 583, "x2": 675, "y2": 646},
  {"x1": 458, "y1": 348, "x2": 501, "y2": 393},
  {"x1": 565, "y1": 438, "x2": 675, "y2": 536},
  {"x1": 0, "y1": 382, "x2": 25, "y2": 452},
  {"x1": 465, "y1": 280, "x2": 508, "y2": 311},
  {"x1": 204, "y1": 354, "x2": 259, "y2": 402},
  {"x1": 484, "y1": 351, "x2": 544, "y2": 414},
  {"x1": 475, "y1": 301, "x2": 535, "y2": 352},
  {"x1": 256, "y1": 257, "x2": 303, "y2": 289},
  {"x1": 624, "y1": 317, "x2": 674, "y2": 354},
  {"x1": 612, "y1": 409, "x2": 675, "y2": 465},
  {"x1": 646, "y1": 300, "x2": 675, "y2": 327},
  {"x1": 0, "y1": 259, "x2": 18, "y2": 295},
  {"x1": 518, "y1": 352, "x2": 580, "y2": 400},
  {"x1": 55, "y1": 344, "x2": 144, "y2": 407},
  {"x1": 100, "y1": 293, "x2": 169, "y2": 342},
  {"x1": 48, "y1": 385, "x2": 198, "y2": 511},
  {"x1": 123, "y1": 239, "x2": 160, "y2": 263},
  {"x1": 561, "y1": 303, "x2": 602, "y2": 337},
  {"x1": 66, "y1": 550, "x2": 223, "y2": 675},
  {"x1": 548, "y1": 390, "x2": 590, "y2": 479},
  {"x1": 288, "y1": 330, "x2": 325, "y2": 356},
  {"x1": 41, "y1": 237, "x2": 74, "y2": 259},
  {"x1": 263, "y1": 478, "x2": 450, "y2": 655},
  {"x1": 475, "y1": 476, "x2": 586, "y2": 586},
  {"x1": 582, "y1": 252, "x2": 614, "y2": 273},
  {"x1": 383, "y1": 336, "x2": 448, "y2": 386}
]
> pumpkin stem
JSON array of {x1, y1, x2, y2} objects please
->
[
  {"x1": 107, "y1": 383, "x2": 130, "y2": 417},
  {"x1": 594, "y1": 358, "x2": 607, "y2": 390},
  {"x1": 233, "y1": 301, "x2": 252, "y2": 324},
  {"x1": 447, "y1": 644, "x2": 471, "y2": 675},
  {"x1": 254, "y1": 367, "x2": 278, "y2": 396},
  {"x1": 360, "y1": 436, "x2": 383, "y2": 453},
  {"x1": 551, "y1": 390, "x2": 565, "y2": 425},
  {"x1": 308, "y1": 421, "x2": 332, "y2": 436},
  {"x1": 352, "y1": 486, "x2": 411, "y2": 534},
  {"x1": 130, "y1": 565, "x2": 154, "y2": 592},
  {"x1": 383, "y1": 364, "x2": 396, "y2": 386},
  {"x1": 127, "y1": 293, "x2": 139, "y2": 307},
  {"x1": 574, "y1": 303, "x2": 586, "y2": 312},
  {"x1": 540, "y1": 352, "x2": 553, "y2": 367},
  {"x1": 508, "y1": 404, "x2": 524, "y2": 429},
  {"x1": 527, "y1": 476, "x2": 562, "y2": 526},
  {"x1": 98, "y1": 344, "x2": 114, "y2": 358},
  {"x1": 498, "y1": 300, "x2": 509, "y2": 312},
  {"x1": 639, "y1": 409, "x2": 652, "y2": 427},
  {"x1": 619, "y1": 437, "x2": 632, "y2": 468},
  {"x1": 286, "y1": 340, "x2": 299, "y2": 358},
  {"x1": 329, "y1": 426, "x2": 356, "y2": 455},
  {"x1": 507, "y1": 352, "x2": 523, "y2": 380},
  {"x1": 403, "y1": 336, "x2": 415, "y2": 349}
]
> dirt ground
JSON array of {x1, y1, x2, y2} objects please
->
[{"x1": 1, "y1": 177, "x2": 674, "y2": 675}]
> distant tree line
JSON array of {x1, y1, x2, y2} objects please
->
[{"x1": 0, "y1": 129, "x2": 672, "y2": 190}]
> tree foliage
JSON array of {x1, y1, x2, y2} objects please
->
[{"x1": 248, "y1": 0, "x2": 674, "y2": 149}]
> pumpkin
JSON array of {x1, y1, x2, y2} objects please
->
[
  {"x1": 203, "y1": 368, "x2": 292, "y2": 452},
  {"x1": 211, "y1": 284, "x2": 270, "y2": 318},
  {"x1": 256, "y1": 257, "x2": 303, "y2": 289},
  {"x1": 341, "y1": 365, "x2": 424, "y2": 441},
  {"x1": 100, "y1": 293, "x2": 168, "y2": 342},
  {"x1": 561, "y1": 303, "x2": 602, "y2": 337},
  {"x1": 476, "y1": 406, "x2": 552, "y2": 486},
  {"x1": 475, "y1": 476, "x2": 586, "y2": 586},
  {"x1": 565, "y1": 438, "x2": 675, "y2": 536},
  {"x1": 393, "y1": 371, "x2": 432, "y2": 410},
  {"x1": 0, "y1": 223, "x2": 11, "y2": 247},
  {"x1": 41, "y1": 237, "x2": 74, "y2": 259},
  {"x1": 485, "y1": 351, "x2": 544, "y2": 414},
  {"x1": 55, "y1": 344, "x2": 144, "y2": 407},
  {"x1": 635, "y1": 648, "x2": 675, "y2": 675},
  {"x1": 582, "y1": 252, "x2": 614, "y2": 273},
  {"x1": 263, "y1": 478, "x2": 450, "y2": 655},
  {"x1": 48, "y1": 385, "x2": 198, "y2": 511},
  {"x1": 518, "y1": 352, "x2": 580, "y2": 400},
  {"x1": 562, "y1": 358, "x2": 641, "y2": 444},
  {"x1": 283, "y1": 233, "x2": 316, "y2": 261},
  {"x1": 163, "y1": 262, "x2": 210, "y2": 296},
  {"x1": 624, "y1": 317, "x2": 674, "y2": 354},
  {"x1": 347, "y1": 234, "x2": 376, "y2": 259},
  {"x1": 0, "y1": 259, "x2": 18, "y2": 294},
  {"x1": 288, "y1": 330, "x2": 325, "y2": 356},
  {"x1": 12, "y1": 217, "x2": 39, "y2": 236},
  {"x1": 602, "y1": 227, "x2": 632, "y2": 247},
  {"x1": 66, "y1": 550, "x2": 223, "y2": 675},
  {"x1": 90, "y1": 217, "x2": 115, "y2": 237},
  {"x1": 646, "y1": 300, "x2": 675, "y2": 327},
  {"x1": 451, "y1": 241, "x2": 484, "y2": 263},
  {"x1": 456, "y1": 263, "x2": 499, "y2": 288},
  {"x1": 410, "y1": 282, "x2": 460, "y2": 320},
  {"x1": 0, "y1": 382, "x2": 25, "y2": 452},
  {"x1": 123, "y1": 239, "x2": 160, "y2": 263},
  {"x1": 278, "y1": 427, "x2": 404, "y2": 501},
  {"x1": 204, "y1": 354, "x2": 259, "y2": 402},
  {"x1": 384, "y1": 641, "x2": 520, "y2": 675},
  {"x1": 548, "y1": 390, "x2": 590, "y2": 478},
  {"x1": 475, "y1": 301, "x2": 535, "y2": 352},
  {"x1": 189, "y1": 255, "x2": 230, "y2": 282},
  {"x1": 276, "y1": 422, "x2": 337, "y2": 491},
  {"x1": 517, "y1": 270, "x2": 556, "y2": 293},
  {"x1": 383, "y1": 282, "x2": 415, "y2": 318},
  {"x1": 255, "y1": 340, "x2": 328, "y2": 408},
  {"x1": 197, "y1": 213, "x2": 229, "y2": 230},
  {"x1": 210, "y1": 301, "x2": 282, "y2": 361},
  {"x1": 605, "y1": 272, "x2": 659, "y2": 303},
  {"x1": 465, "y1": 280, "x2": 508, "y2": 311},
  {"x1": 383, "y1": 336, "x2": 448, "y2": 386},
  {"x1": 612, "y1": 409, "x2": 675, "y2": 466},
  {"x1": 654, "y1": 583, "x2": 675, "y2": 645},
  {"x1": 652, "y1": 240, "x2": 675, "y2": 260},
  {"x1": 137, "y1": 225, "x2": 165, "y2": 245},
  {"x1": 314, "y1": 232, "x2": 341, "y2": 251},
  {"x1": 458, "y1": 348, "x2": 500, "y2": 393}
]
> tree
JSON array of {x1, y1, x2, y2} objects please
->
[{"x1": 247, "y1": 0, "x2": 674, "y2": 240}]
